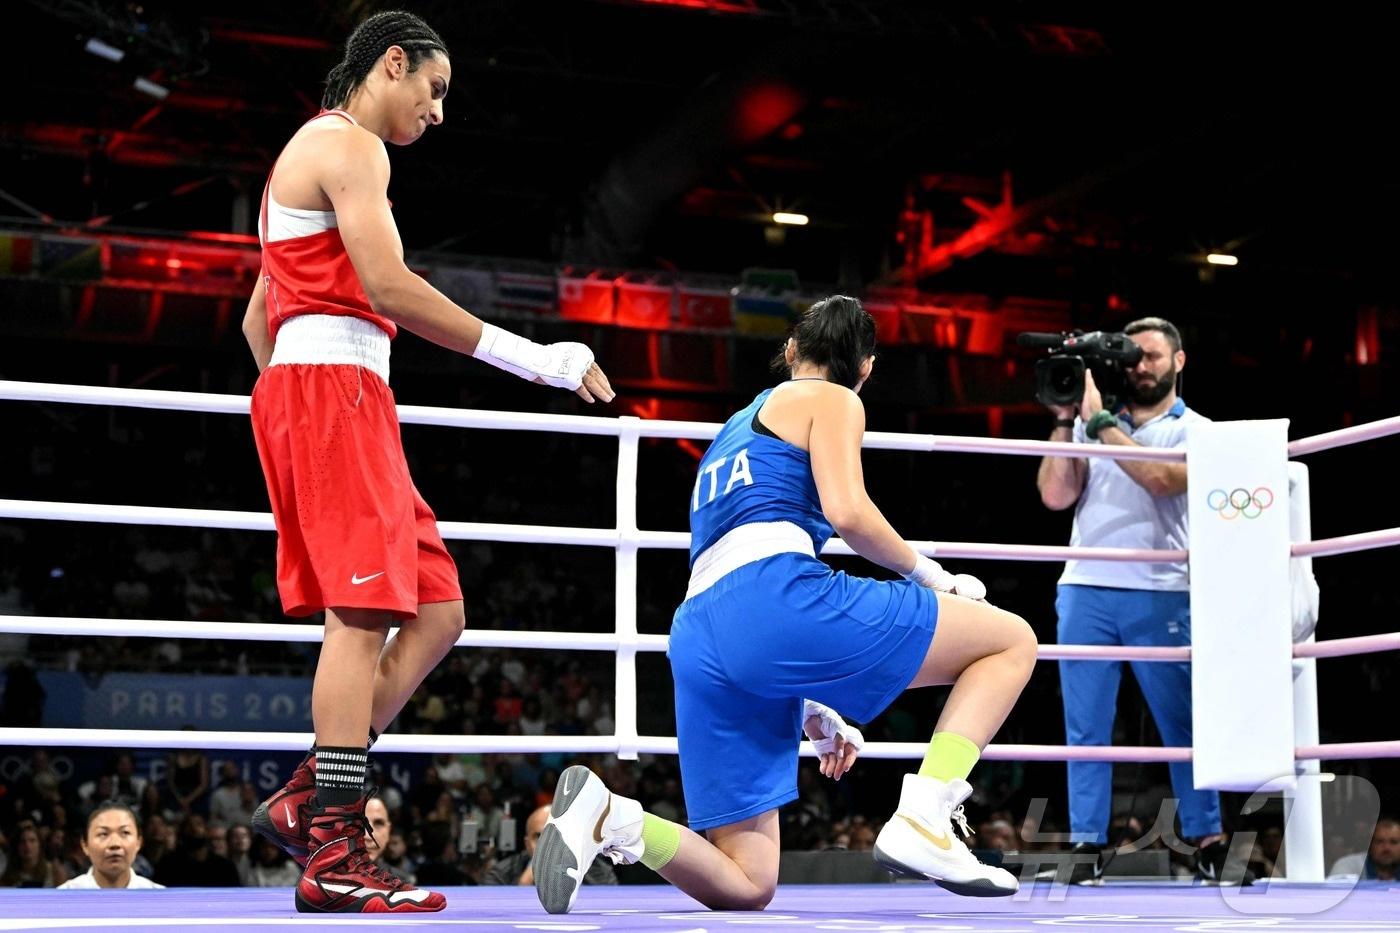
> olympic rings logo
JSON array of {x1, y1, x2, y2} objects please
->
[{"x1": 1206, "y1": 486, "x2": 1274, "y2": 520}]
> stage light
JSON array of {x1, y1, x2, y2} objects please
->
[
  {"x1": 772, "y1": 212, "x2": 809, "y2": 226},
  {"x1": 134, "y1": 76, "x2": 170, "y2": 100},
  {"x1": 85, "y1": 37, "x2": 125, "y2": 62},
  {"x1": 1206, "y1": 253, "x2": 1238, "y2": 266}
]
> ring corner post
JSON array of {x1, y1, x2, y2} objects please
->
[
  {"x1": 1285, "y1": 461, "x2": 1326, "y2": 881},
  {"x1": 614, "y1": 416, "x2": 642, "y2": 761},
  {"x1": 1187, "y1": 420, "x2": 1295, "y2": 796}
]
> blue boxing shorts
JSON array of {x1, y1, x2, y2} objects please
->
[{"x1": 667, "y1": 552, "x2": 938, "y2": 830}]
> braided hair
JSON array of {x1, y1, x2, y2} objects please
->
[
  {"x1": 772, "y1": 295, "x2": 877, "y2": 390},
  {"x1": 322, "y1": 10, "x2": 449, "y2": 111}
]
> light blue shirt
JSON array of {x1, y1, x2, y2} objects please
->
[{"x1": 1059, "y1": 398, "x2": 1205, "y2": 591}]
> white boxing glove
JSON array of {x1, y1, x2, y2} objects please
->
[
  {"x1": 803, "y1": 699, "x2": 864, "y2": 757},
  {"x1": 904, "y1": 553, "x2": 987, "y2": 601},
  {"x1": 472, "y1": 321, "x2": 594, "y2": 391}
]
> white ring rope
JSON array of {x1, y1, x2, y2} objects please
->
[
  {"x1": 0, "y1": 725, "x2": 1395, "y2": 765},
  {"x1": 2, "y1": 380, "x2": 1183, "y2": 460},
  {"x1": 1291, "y1": 632, "x2": 1400, "y2": 660},
  {"x1": 6, "y1": 378, "x2": 1400, "y2": 772},
  {"x1": 0, "y1": 615, "x2": 669, "y2": 653},
  {"x1": 1287, "y1": 413, "x2": 1400, "y2": 457},
  {"x1": 11, "y1": 378, "x2": 1400, "y2": 454},
  {"x1": 1290, "y1": 526, "x2": 1400, "y2": 559},
  {"x1": 0, "y1": 499, "x2": 1185, "y2": 564},
  {"x1": 0, "y1": 615, "x2": 1182, "y2": 662},
  {"x1": 6, "y1": 617, "x2": 1396, "y2": 663}
]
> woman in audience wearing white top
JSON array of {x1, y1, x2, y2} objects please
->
[{"x1": 58, "y1": 802, "x2": 163, "y2": 889}]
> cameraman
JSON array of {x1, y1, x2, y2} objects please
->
[{"x1": 1036, "y1": 317, "x2": 1228, "y2": 880}]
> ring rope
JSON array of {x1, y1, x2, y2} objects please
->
[
  {"x1": 1287, "y1": 413, "x2": 1400, "y2": 457},
  {"x1": 0, "y1": 498, "x2": 1187, "y2": 564},
  {"x1": 1, "y1": 725, "x2": 1395, "y2": 765},
  {"x1": 10, "y1": 379, "x2": 1400, "y2": 456},
  {"x1": 1290, "y1": 526, "x2": 1400, "y2": 559},
  {"x1": 5, "y1": 617, "x2": 1399, "y2": 664},
  {"x1": 5, "y1": 379, "x2": 1400, "y2": 774},
  {"x1": 1291, "y1": 631, "x2": 1400, "y2": 660},
  {"x1": 2, "y1": 379, "x2": 1184, "y2": 461}
]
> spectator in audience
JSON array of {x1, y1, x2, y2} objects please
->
[
  {"x1": 533, "y1": 770, "x2": 559, "y2": 810},
  {"x1": 57, "y1": 802, "x2": 163, "y2": 889},
  {"x1": 0, "y1": 821, "x2": 68, "y2": 887},
  {"x1": 48, "y1": 827, "x2": 85, "y2": 880},
  {"x1": 499, "y1": 650, "x2": 526, "y2": 688},
  {"x1": 410, "y1": 767, "x2": 447, "y2": 823},
  {"x1": 847, "y1": 818, "x2": 877, "y2": 852},
  {"x1": 208, "y1": 762, "x2": 246, "y2": 827},
  {"x1": 0, "y1": 558, "x2": 28, "y2": 610},
  {"x1": 138, "y1": 814, "x2": 171, "y2": 872},
  {"x1": 364, "y1": 797, "x2": 414, "y2": 884},
  {"x1": 1330, "y1": 817, "x2": 1400, "y2": 881},
  {"x1": 414, "y1": 692, "x2": 449, "y2": 729},
  {"x1": 164, "y1": 743, "x2": 210, "y2": 817},
  {"x1": 248, "y1": 835, "x2": 301, "y2": 887},
  {"x1": 503, "y1": 754, "x2": 540, "y2": 800},
  {"x1": 827, "y1": 828, "x2": 852, "y2": 850},
  {"x1": 62, "y1": 829, "x2": 91, "y2": 880},
  {"x1": 1107, "y1": 813, "x2": 1146, "y2": 850},
  {"x1": 0, "y1": 660, "x2": 44, "y2": 728},
  {"x1": 228, "y1": 824, "x2": 254, "y2": 886},
  {"x1": 207, "y1": 822, "x2": 231, "y2": 859},
  {"x1": 367, "y1": 764, "x2": 406, "y2": 820},
  {"x1": 976, "y1": 819, "x2": 1018, "y2": 854},
  {"x1": 414, "y1": 822, "x2": 470, "y2": 887},
  {"x1": 424, "y1": 791, "x2": 459, "y2": 832},
  {"x1": 1017, "y1": 809, "x2": 1061, "y2": 854},
  {"x1": 576, "y1": 684, "x2": 604, "y2": 727},
  {"x1": 235, "y1": 782, "x2": 258, "y2": 826},
  {"x1": 482, "y1": 805, "x2": 616, "y2": 886},
  {"x1": 76, "y1": 774, "x2": 116, "y2": 820},
  {"x1": 494, "y1": 678, "x2": 523, "y2": 727},
  {"x1": 138, "y1": 783, "x2": 165, "y2": 823},
  {"x1": 467, "y1": 784, "x2": 504, "y2": 843},
  {"x1": 432, "y1": 755, "x2": 470, "y2": 801},
  {"x1": 460, "y1": 687, "x2": 487, "y2": 733},
  {"x1": 22, "y1": 751, "x2": 65, "y2": 821},
  {"x1": 154, "y1": 814, "x2": 240, "y2": 887},
  {"x1": 106, "y1": 754, "x2": 148, "y2": 810},
  {"x1": 591, "y1": 700, "x2": 615, "y2": 737},
  {"x1": 1247, "y1": 825, "x2": 1285, "y2": 880},
  {"x1": 518, "y1": 697, "x2": 546, "y2": 736},
  {"x1": 381, "y1": 830, "x2": 416, "y2": 884}
]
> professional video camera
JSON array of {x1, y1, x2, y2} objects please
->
[{"x1": 1017, "y1": 331, "x2": 1143, "y2": 410}]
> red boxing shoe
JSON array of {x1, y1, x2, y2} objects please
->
[
  {"x1": 295, "y1": 797, "x2": 446, "y2": 913},
  {"x1": 251, "y1": 752, "x2": 316, "y2": 866}
]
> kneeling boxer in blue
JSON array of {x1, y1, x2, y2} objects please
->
[{"x1": 535, "y1": 296, "x2": 1038, "y2": 913}]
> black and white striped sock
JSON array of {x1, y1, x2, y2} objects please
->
[
  {"x1": 309, "y1": 727, "x2": 376, "y2": 758},
  {"x1": 314, "y1": 745, "x2": 367, "y2": 808}
]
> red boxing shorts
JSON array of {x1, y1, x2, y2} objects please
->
[{"x1": 250, "y1": 362, "x2": 461, "y2": 618}]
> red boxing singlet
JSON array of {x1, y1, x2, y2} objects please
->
[{"x1": 258, "y1": 109, "x2": 397, "y2": 340}]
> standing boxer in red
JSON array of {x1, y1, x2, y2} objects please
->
[{"x1": 240, "y1": 10, "x2": 614, "y2": 913}]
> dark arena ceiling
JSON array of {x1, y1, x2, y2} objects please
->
[{"x1": 5, "y1": 1, "x2": 1395, "y2": 297}]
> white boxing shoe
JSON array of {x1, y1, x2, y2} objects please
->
[
  {"x1": 533, "y1": 765, "x2": 645, "y2": 914},
  {"x1": 873, "y1": 774, "x2": 1019, "y2": 897}
]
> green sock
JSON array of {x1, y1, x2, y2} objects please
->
[
  {"x1": 918, "y1": 731, "x2": 981, "y2": 782},
  {"x1": 639, "y1": 812, "x2": 681, "y2": 871}
]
